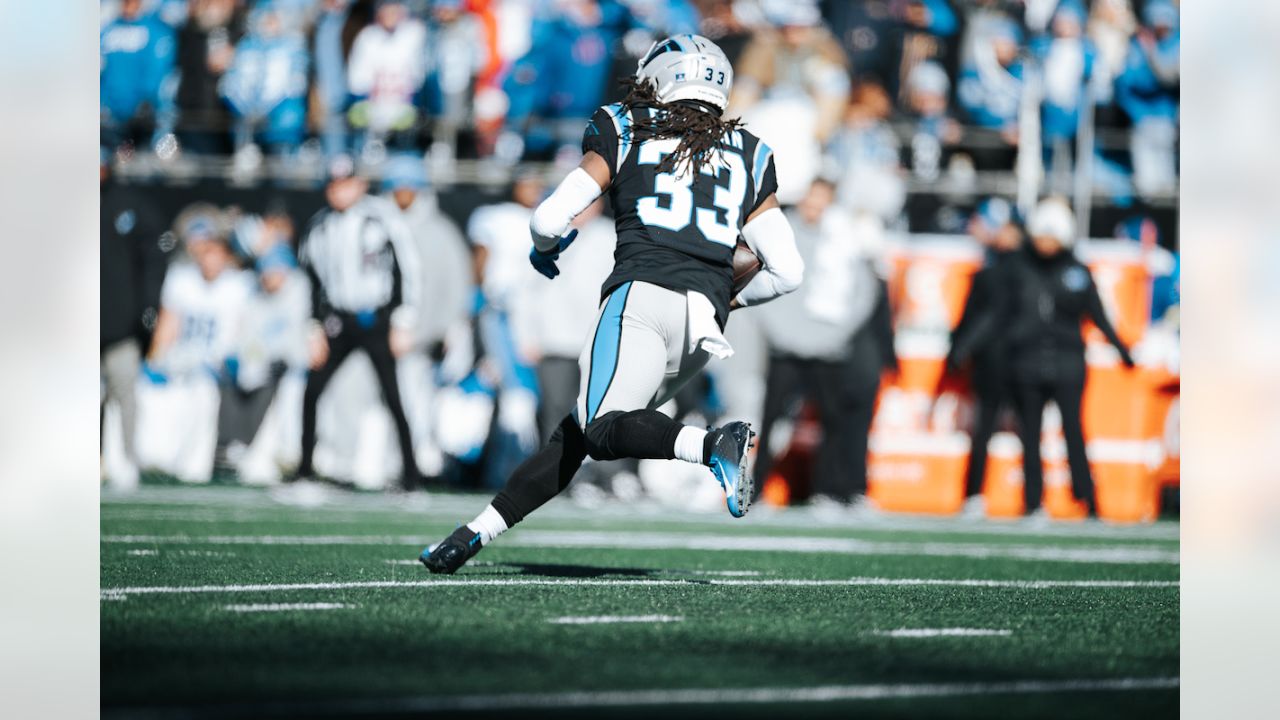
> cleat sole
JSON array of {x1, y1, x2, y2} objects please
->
[{"x1": 735, "y1": 429, "x2": 755, "y2": 517}]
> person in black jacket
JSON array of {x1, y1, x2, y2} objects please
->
[
  {"x1": 947, "y1": 198, "x2": 1022, "y2": 514},
  {"x1": 1005, "y1": 198, "x2": 1134, "y2": 518}
]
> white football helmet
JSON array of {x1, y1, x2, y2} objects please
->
[{"x1": 636, "y1": 34, "x2": 733, "y2": 113}]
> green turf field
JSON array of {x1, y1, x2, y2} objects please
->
[{"x1": 101, "y1": 485, "x2": 1179, "y2": 718}]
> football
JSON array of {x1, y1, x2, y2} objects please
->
[{"x1": 732, "y1": 238, "x2": 762, "y2": 295}]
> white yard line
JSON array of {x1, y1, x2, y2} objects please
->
[
  {"x1": 101, "y1": 487, "x2": 1180, "y2": 541},
  {"x1": 223, "y1": 603, "x2": 351, "y2": 613},
  {"x1": 114, "y1": 676, "x2": 1178, "y2": 717},
  {"x1": 125, "y1": 549, "x2": 158, "y2": 556},
  {"x1": 104, "y1": 505, "x2": 1180, "y2": 542},
  {"x1": 99, "y1": 576, "x2": 1178, "y2": 601},
  {"x1": 873, "y1": 628, "x2": 1013, "y2": 638},
  {"x1": 101, "y1": 530, "x2": 1178, "y2": 565},
  {"x1": 549, "y1": 615, "x2": 684, "y2": 625},
  {"x1": 509, "y1": 530, "x2": 1180, "y2": 565}
]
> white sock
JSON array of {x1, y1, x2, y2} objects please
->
[
  {"x1": 674, "y1": 426, "x2": 708, "y2": 465},
  {"x1": 466, "y1": 504, "x2": 509, "y2": 546}
]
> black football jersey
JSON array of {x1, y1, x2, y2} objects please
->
[{"x1": 582, "y1": 103, "x2": 779, "y2": 326}]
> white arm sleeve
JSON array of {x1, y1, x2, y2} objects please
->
[
  {"x1": 735, "y1": 207, "x2": 804, "y2": 307},
  {"x1": 529, "y1": 167, "x2": 604, "y2": 252}
]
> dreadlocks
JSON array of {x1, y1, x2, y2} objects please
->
[{"x1": 617, "y1": 76, "x2": 744, "y2": 177}]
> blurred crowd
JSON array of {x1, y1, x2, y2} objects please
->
[
  {"x1": 100, "y1": 0, "x2": 1180, "y2": 515},
  {"x1": 101, "y1": 0, "x2": 1179, "y2": 201}
]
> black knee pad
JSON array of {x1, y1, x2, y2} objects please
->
[
  {"x1": 582, "y1": 409, "x2": 682, "y2": 462},
  {"x1": 583, "y1": 411, "x2": 623, "y2": 461}
]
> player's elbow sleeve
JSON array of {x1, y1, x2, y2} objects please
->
[
  {"x1": 529, "y1": 167, "x2": 602, "y2": 252},
  {"x1": 743, "y1": 207, "x2": 804, "y2": 295},
  {"x1": 773, "y1": 252, "x2": 804, "y2": 295},
  {"x1": 765, "y1": 229, "x2": 804, "y2": 295}
]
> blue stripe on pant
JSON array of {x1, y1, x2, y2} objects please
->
[{"x1": 585, "y1": 282, "x2": 632, "y2": 424}]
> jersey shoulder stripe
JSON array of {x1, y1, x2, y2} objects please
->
[
  {"x1": 751, "y1": 138, "x2": 772, "y2": 192},
  {"x1": 602, "y1": 103, "x2": 636, "y2": 173}
]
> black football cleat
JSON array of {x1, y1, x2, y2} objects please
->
[
  {"x1": 419, "y1": 525, "x2": 483, "y2": 574},
  {"x1": 706, "y1": 421, "x2": 756, "y2": 518}
]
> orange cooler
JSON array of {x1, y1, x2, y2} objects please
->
[
  {"x1": 982, "y1": 432, "x2": 1087, "y2": 519},
  {"x1": 867, "y1": 432, "x2": 969, "y2": 514}
]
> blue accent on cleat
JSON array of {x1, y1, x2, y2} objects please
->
[
  {"x1": 707, "y1": 421, "x2": 755, "y2": 518},
  {"x1": 419, "y1": 525, "x2": 483, "y2": 574}
]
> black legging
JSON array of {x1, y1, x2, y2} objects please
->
[
  {"x1": 489, "y1": 408, "x2": 679, "y2": 529},
  {"x1": 963, "y1": 356, "x2": 1012, "y2": 498},
  {"x1": 298, "y1": 316, "x2": 419, "y2": 485},
  {"x1": 1012, "y1": 365, "x2": 1092, "y2": 513}
]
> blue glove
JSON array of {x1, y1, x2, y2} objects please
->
[
  {"x1": 528, "y1": 229, "x2": 578, "y2": 279},
  {"x1": 140, "y1": 361, "x2": 169, "y2": 385},
  {"x1": 222, "y1": 356, "x2": 240, "y2": 384}
]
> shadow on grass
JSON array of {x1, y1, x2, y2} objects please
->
[{"x1": 467, "y1": 561, "x2": 667, "y2": 579}]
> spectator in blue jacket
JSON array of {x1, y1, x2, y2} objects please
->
[
  {"x1": 957, "y1": 15, "x2": 1024, "y2": 137},
  {"x1": 1116, "y1": 0, "x2": 1179, "y2": 198},
  {"x1": 220, "y1": 3, "x2": 311, "y2": 155},
  {"x1": 100, "y1": 0, "x2": 177, "y2": 149},
  {"x1": 622, "y1": 0, "x2": 699, "y2": 36},
  {"x1": 1029, "y1": 1, "x2": 1096, "y2": 147},
  {"x1": 503, "y1": 0, "x2": 629, "y2": 160}
]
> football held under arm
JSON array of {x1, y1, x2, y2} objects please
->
[{"x1": 734, "y1": 204, "x2": 804, "y2": 307}]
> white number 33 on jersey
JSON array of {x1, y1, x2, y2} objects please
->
[{"x1": 636, "y1": 139, "x2": 746, "y2": 248}]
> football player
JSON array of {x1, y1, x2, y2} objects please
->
[
  {"x1": 137, "y1": 204, "x2": 255, "y2": 483},
  {"x1": 422, "y1": 35, "x2": 804, "y2": 574}
]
